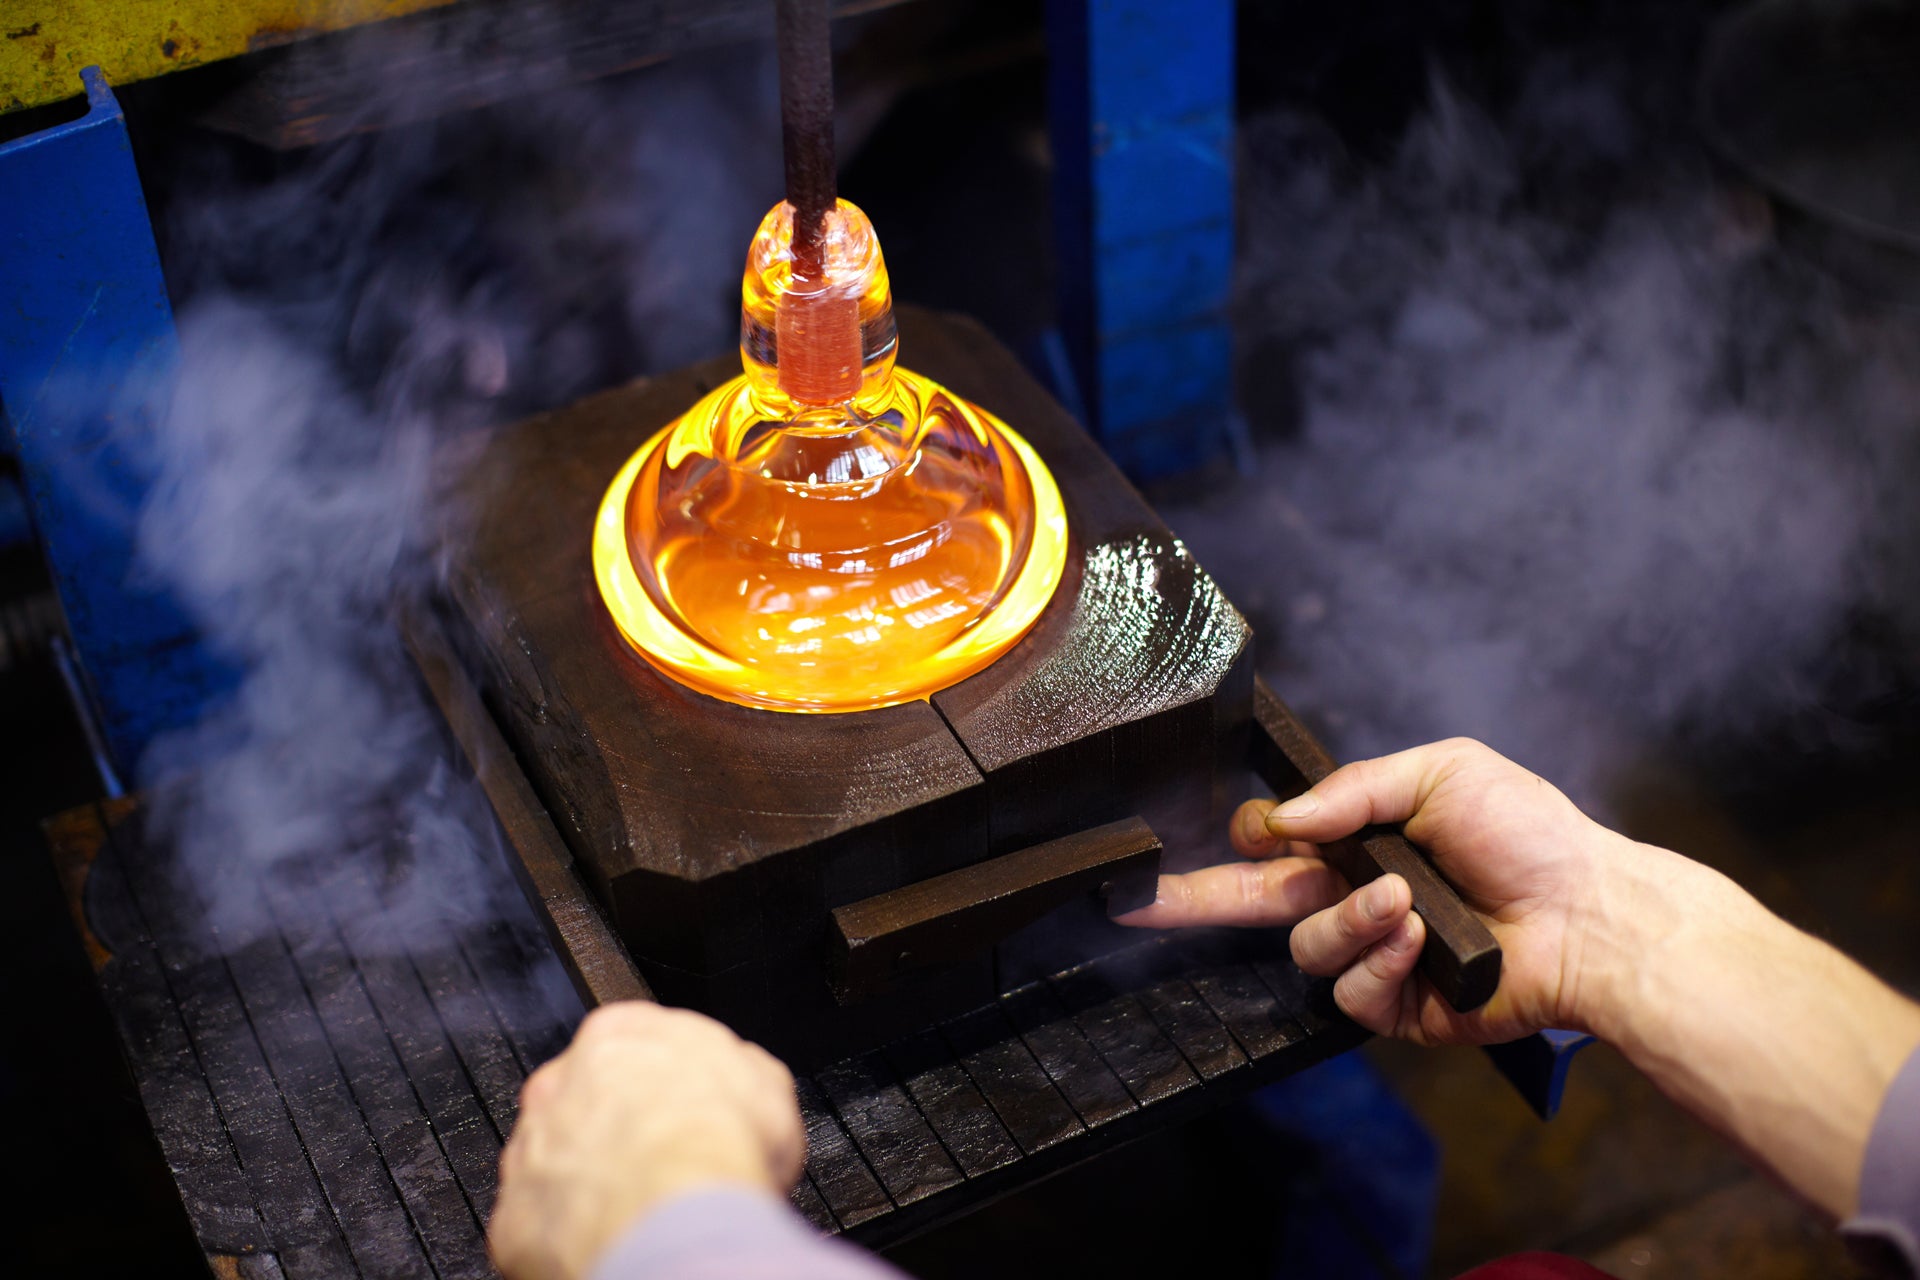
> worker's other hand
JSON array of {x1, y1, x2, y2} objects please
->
[
  {"x1": 1119, "y1": 738, "x2": 1640, "y2": 1046},
  {"x1": 489, "y1": 1002, "x2": 805, "y2": 1280}
]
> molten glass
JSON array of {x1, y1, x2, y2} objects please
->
[{"x1": 593, "y1": 199, "x2": 1069, "y2": 712}]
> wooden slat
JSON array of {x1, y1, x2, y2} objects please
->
[
  {"x1": 939, "y1": 1004, "x2": 1082, "y2": 1157},
  {"x1": 401, "y1": 923, "x2": 526, "y2": 1140},
  {"x1": 456, "y1": 915, "x2": 582, "y2": 1073},
  {"x1": 315, "y1": 862, "x2": 506, "y2": 1226},
  {"x1": 998, "y1": 982, "x2": 1136, "y2": 1129},
  {"x1": 206, "y1": 890, "x2": 434, "y2": 1279},
  {"x1": 831, "y1": 817, "x2": 1160, "y2": 1001},
  {"x1": 789, "y1": 1175, "x2": 838, "y2": 1233},
  {"x1": 1186, "y1": 961, "x2": 1310, "y2": 1062},
  {"x1": 402, "y1": 604, "x2": 650, "y2": 1010},
  {"x1": 237, "y1": 1252, "x2": 289, "y2": 1280},
  {"x1": 1048, "y1": 965, "x2": 1200, "y2": 1107},
  {"x1": 1252, "y1": 955, "x2": 1340, "y2": 1038},
  {"x1": 84, "y1": 823, "x2": 267, "y2": 1255},
  {"x1": 254, "y1": 870, "x2": 491, "y2": 1279},
  {"x1": 793, "y1": 1076, "x2": 891, "y2": 1229},
  {"x1": 884, "y1": 1033, "x2": 1022, "y2": 1179},
  {"x1": 1132, "y1": 975, "x2": 1247, "y2": 1081},
  {"x1": 99, "y1": 823, "x2": 360, "y2": 1272},
  {"x1": 814, "y1": 1056, "x2": 964, "y2": 1207},
  {"x1": 79, "y1": 794, "x2": 583, "y2": 1277}
]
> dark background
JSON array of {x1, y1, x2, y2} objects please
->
[{"x1": 5, "y1": 1, "x2": 1913, "y2": 1275}]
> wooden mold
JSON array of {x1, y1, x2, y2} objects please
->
[{"x1": 436, "y1": 307, "x2": 1493, "y2": 1065}]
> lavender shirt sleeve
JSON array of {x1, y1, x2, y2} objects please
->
[
  {"x1": 588, "y1": 1188, "x2": 906, "y2": 1280},
  {"x1": 1844, "y1": 1044, "x2": 1920, "y2": 1277}
]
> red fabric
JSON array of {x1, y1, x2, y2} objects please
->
[{"x1": 1454, "y1": 1253, "x2": 1617, "y2": 1280}]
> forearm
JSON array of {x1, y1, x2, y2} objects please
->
[{"x1": 1577, "y1": 840, "x2": 1920, "y2": 1218}]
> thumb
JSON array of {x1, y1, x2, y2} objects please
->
[{"x1": 1265, "y1": 738, "x2": 1483, "y2": 843}]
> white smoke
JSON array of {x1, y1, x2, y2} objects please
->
[
  {"x1": 1167, "y1": 69, "x2": 1920, "y2": 811},
  {"x1": 127, "y1": 24, "x2": 1920, "y2": 934},
  {"x1": 133, "y1": 41, "x2": 782, "y2": 952}
]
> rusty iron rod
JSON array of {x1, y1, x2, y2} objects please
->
[{"x1": 775, "y1": 0, "x2": 836, "y2": 279}]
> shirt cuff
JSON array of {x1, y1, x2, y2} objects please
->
[
  {"x1": 588, "y1": 1186, "x2": 900, "y2": 1280},
  {"x1": 1843, "y1": 1042, "x2": 1920, "y2": 1278}
]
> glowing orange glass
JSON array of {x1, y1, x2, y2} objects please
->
[{"x1": 593, "y1": 199, "x2": 1068, "y2": 712}]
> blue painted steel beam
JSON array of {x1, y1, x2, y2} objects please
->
[
  {"x1": 1047, "y1": 0, "x2": 1237, "y2": 479},
  {"x1": 1484, "y1": 1028, "x2": 1598, "y2": 1121},
  {"x1": 0, "y1": 68, "x2": 229, "y2": 768}
]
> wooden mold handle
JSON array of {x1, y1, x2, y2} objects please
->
[
  {"x1": 830, "y1": 818, "x2": 1162, "y2": 1004},
  {"x1": 1248, "y1": 677, "x2": 1502, "y2": 1012}
]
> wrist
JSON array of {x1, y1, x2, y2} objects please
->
[
  {"x1": 1562, "y1": 838, "x2": 1920, "y2": 1218},
  {"x1": 1558, "y1": 833, "x2": 1754, "y2": 1046}
]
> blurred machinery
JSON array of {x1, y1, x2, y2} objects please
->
[{"x1": 0, "y1": 2, "x2": 453, "y2": 114}]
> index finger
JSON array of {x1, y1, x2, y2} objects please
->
[
  {"x1": 1263, "y1": 738, "x2": 1491, "y2": 844},
  {"x1": 1115, "y1": 855, "x2": 1347, "y2": 930}
]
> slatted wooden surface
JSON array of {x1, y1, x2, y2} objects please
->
[
  {"x1": 792, "y1": 930, "x2": 1367, "y2": 1248},
  {"x1": 55, "y1": 798, "x2": 1363, "y2": 1276},
  {"x1": 57, "y1": 797, "x2": 582, "y2": 1280}
]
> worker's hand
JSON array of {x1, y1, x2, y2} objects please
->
[
  {"x1": 1134, "y1": 739, "x2": 1920, "y2": 1222},
  {"x1": 489, "y1": 1002, "x2": 805, "y2": 1280},
  {"x1": 1119, "y1": 738, "x2": 1660, "y2": 1046}
]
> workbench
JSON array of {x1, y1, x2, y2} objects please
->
[
  {"x1": 46, "y1": 304, "x2": 1390, "y2": 1277},
  {"x1": 53, "y1": 794, "x2": 1364, "y2": 1278}
]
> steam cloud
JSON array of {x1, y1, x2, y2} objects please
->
[
  {"x1": 130, "y1": 25, "x2": 1920, "y2": 944},
  {"x1": 135, "y1": 45, "x2": 782, "y2": 953},
  {"x1": 1167, "y1": 67, "x2": 1920, "y2": 812}
]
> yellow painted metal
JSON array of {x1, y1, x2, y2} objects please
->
[{"x1": 1, "y1": 0, "x2": 460, "y2": 113}]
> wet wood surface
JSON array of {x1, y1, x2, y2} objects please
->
[
  {"x1": 65, "y1": 790, "x2": 1364, "y2": 1273},
  {"x1": 918, "y1": 314, "x2": 1255, "y2": 861}
]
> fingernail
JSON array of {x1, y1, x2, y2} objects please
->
[
  {"x1": 1363, "y1": 878, "x2": 1396, "y2": 921},
  {"x1": 1385, "y1": 919, "x2": 1417, "y2": 954},
  {"x1": 1271, "y1": 792, "x2": 1320, "y2": 824}
]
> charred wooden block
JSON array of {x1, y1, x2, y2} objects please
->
[
  {"x1": 440, "y1": 308, "x2": 1253, "y2": 1063},
  {"x1": 917, "y1": 316, "x2": 1254, "y2": 863},
  {"x1": 831, "y1": 817, "x2": 1162, "y2": 1002}
]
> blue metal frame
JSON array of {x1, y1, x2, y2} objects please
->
[
  {"x1": 1484, "y1": 1028, "x2": 1599, "y2": 1121},
  {"x1": 1047, "y1": 0, "x2": 1237, "y2": 479},
  {"x1": 0, "y1": 68, "x2": 229, "y2": 769}
]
